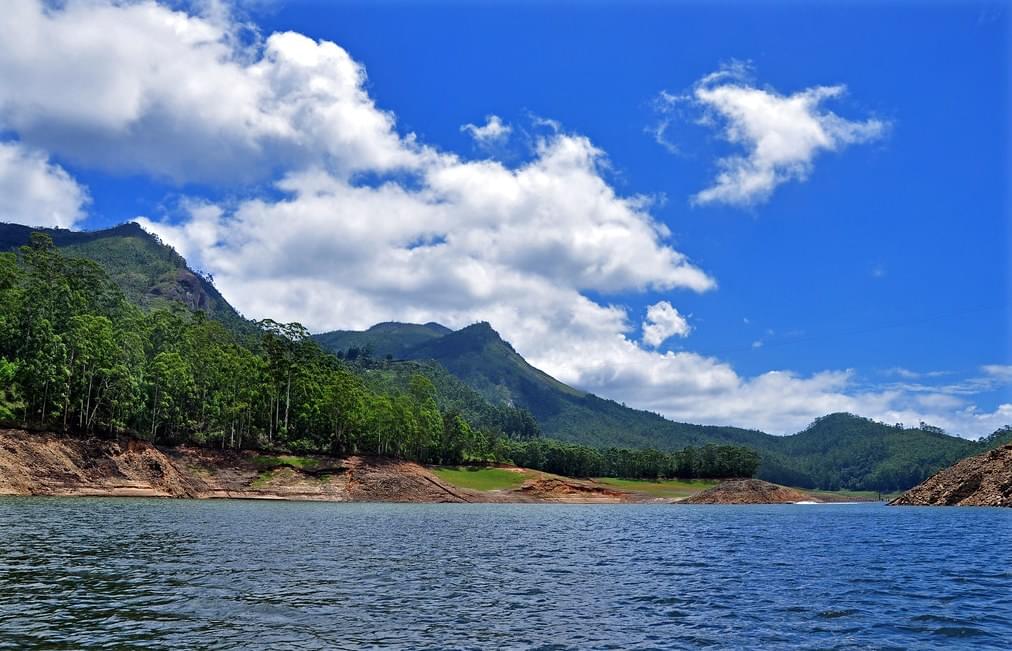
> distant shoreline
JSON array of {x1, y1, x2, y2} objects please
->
[{"x1": 0, "y1": 429, "x2": 875, "y2": 505}]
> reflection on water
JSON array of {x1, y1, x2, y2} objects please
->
[{"x1": 0, "y1": 499, "x2": 1009, "y2": 650}]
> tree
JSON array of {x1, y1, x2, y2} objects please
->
[{"x1": 147, "y1": 351, "x2": 195, "y2": 440}]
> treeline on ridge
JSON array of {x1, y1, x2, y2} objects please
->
[{"x1": 0, "y1": 233, "x2": 759, "y2": 480}]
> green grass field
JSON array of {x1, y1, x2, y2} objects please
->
[
  {"x1": 594, "y1": 477, "x2": 719, "y2": 498},
  {"x1": 432, "y1": 466, "x2": 531, "y2": 491},
  {"x1": 252, "y1": 455, "x2": 321, "y2": 471}
]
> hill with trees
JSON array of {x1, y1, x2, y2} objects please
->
[
  {"x1": 0, "y1": 222, "x2": 248, "y2": 333},
  {"x1": 319, "y1": 322, "x2": 1005, "y2": 491},
  {"x1": 315, "y1": 322, "x2": 452, "y2": 361},
  {"x1": 0, "y1": 228, "x2": 758, "y2": 481},
  {"x1": 4, "y1": 222, "x2": 1005, "y2": 491}
]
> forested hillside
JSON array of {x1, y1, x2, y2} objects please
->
[
  {"x1": 4, "y1": 222, "x2": 1003, "y2": 491},
  {"x1": 315, "y1": 322, "x2": 451, "y2": 360},
  {"x1": 0, "y1": 222, "x2": 248, "y2": 333},
  {"x1": 0, "y1": 231, "x2": 759, "y2": 480},
  {"x1": 321, "y1": 322, "x2": 1006, "y2": 491}
]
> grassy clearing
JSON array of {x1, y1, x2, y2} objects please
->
[
  {"x1": 594, "y1": 477, "x2": 719, "y2": 498},
  {"x1": 432, "y1": 466, "x2": 531, "y2": 491},
  {"x1": 253, "y1": 455, "x2": 321, "y2": 471}
]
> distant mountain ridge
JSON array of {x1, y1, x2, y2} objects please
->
[
  {"x1": 315, "y1": 321, "x2": 995, "y2": 491},
  {"x1": 5, "y1": 221, "x2": 1000, "y2": 491},
  {"x1": 315, "y1": 322, "x2": 451, "y2": 360}
]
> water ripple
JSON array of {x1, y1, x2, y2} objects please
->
[{"x1": 0, "y1": 500, "x2": 1009, "y2": 649}]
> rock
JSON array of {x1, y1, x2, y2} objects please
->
[{"x1": 889, "y1": 444, "x2": 1012, "y2": 507}]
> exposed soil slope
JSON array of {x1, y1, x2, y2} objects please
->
[
  {"x1": 517, "y1": 477, "x2": 630, "y2": 503},
  {"x1": 681, "y1": 478, "x2": 824, "y2": 504},
  {"x1": 0, "y1": 430, "x2": 201, "y2": 497},
  {"x1": 0, "y1": 430, "x2": 654, "y2": 503},
  {"x1": 0, "y1": 430, "x2": 478, "y2": 502},
  {"x1": 889, "y1": 444, "x2": 1012, "y2": 507}
]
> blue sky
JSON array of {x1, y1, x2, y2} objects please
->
[{"x1": 0, "y1": 0, "x2": 1008, "y2": 436}]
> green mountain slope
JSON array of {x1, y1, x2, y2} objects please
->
[
  {"x1": 316, "y1": 321, "x2": 996, "y2": 490},
  {"x1": 318, "y1": 320, "x2": 778, "y2": 449},
  {"x1": 0, "y1": 222, "x2": 249, "y2": 333},
  {"x1": 315, "y1": 321, "x2": 451, "y2": 359},
  {"x1": 759, "y1": 413, "x2": 978, "y2": 491},
  {"x1": 403, "y1": 322, "x2": 584, "y2": 404}
]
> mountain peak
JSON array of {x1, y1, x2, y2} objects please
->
[
  {"x1": 459, "y1": 321, "x2": 500, "y2": 337},
  {"x1": 367, "y1": 321, "x2": 450, "y2": 335},
  {"x1": 0, "y1": 221, "x2": 246, "y2": 332}
]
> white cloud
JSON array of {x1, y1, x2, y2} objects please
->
[
  {"x1": 659, "y1": 63, "x2": 888, "y2": 206},
  {"x1": 4, "y1": 1, "x2": 1005, "y2": 438},
  {"x1": 461, "y1": 115, "x2": 512, "y2": 145},
  {"x1": 0, "y1": 141, "x2": 89, "y2": 228},
  {"x1": 982, "y1": 364, "x2": 1012, "y2": 380},
  {"x1": 886, "y1": 367, "x2": 950, "y2": 380},
  {"x1": 642, "y1": 301, "x2": 691, "y2": 347},
  {"x1": 0, "y1": 0, "x2": 430, "y2": 183},
  {"x1": 138, "y1": 131, "x2": 716, "y2": 342}
]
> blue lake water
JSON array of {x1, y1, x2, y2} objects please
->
[{"x1": 0, "y1": 499, "x2": 1009, "y2": 650}]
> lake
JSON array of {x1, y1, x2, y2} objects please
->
[{"x1": 0, "y1": 499, "x2": 1009, "y2": 650}]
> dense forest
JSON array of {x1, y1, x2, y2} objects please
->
[{"x1": 0, "y1": 233, "x2": 760, "y2": 480}]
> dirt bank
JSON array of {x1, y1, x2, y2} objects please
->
[
  {"x1": 681, "y1": 478, "x2": 826, "y2": 504},
  {"x1": 0, "y1": 430, "x2": 653, "y2": 503},
  {"x1": 516, "y1": 477, "x2": 631, "y2": 503},
  {"x1": 0, "y1": 430, "x2": 493, "y2": 502},
  {"x1": 889, "y1": 444, "x2": 1012, "y2": 507}
]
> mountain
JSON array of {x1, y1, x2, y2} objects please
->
[
  {"x1": 4, "y1": 221, "x2": 992, "y2": 491},
  {"x1": 316, "y1": 321, "x2": 992, "y2": 491},
  {"x1": 0, "y1": 222, "x2": 249, "y2": 333},
  {"x1": 402, "y1": 322, "x2": 586, "y2": 407},
  {"x1": 315, "y1": 321, "x2": 451, "y2": 360},
  {"x1": 760, "y1": 413, "x2": 978, "y2": 491},
  {"x1": 319, "y1": 321, "x2": 752, "y2": 448}
]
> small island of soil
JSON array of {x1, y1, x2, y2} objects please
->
[{"x1": 681, "y1": 478, "x2": 827, "y2": 504}]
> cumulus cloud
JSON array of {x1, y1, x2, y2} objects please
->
[
  {"x1": 642, "y1": 301, "x2": 691, "y2": 347},
  {"x1": 659, "y1": 63, "x2": 888, "y2": 206},
  {"x1": 3, "y1": 1, "x2": 1004, "y2": 437},
  {"x1": 0, "y1": 141, "x2": 89, "y2": 228},
  {"x1": 0, "y1": 0, "x2": 430, "y2": 183},
  {"x1": 461, "y1": 115, "x2": 512, "y2": 145},
  {"x1": 138, "y1": 131, "x2": 716, "y2": 345}
]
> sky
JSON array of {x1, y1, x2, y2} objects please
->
[{"x1": 0, "y1": 0, "x2": 1009, "y2": 437}]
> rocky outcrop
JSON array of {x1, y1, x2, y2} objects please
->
[
  {"x1": 681, "y1": 478, "x2": 823, "y2": 504},
  {"x1": 0, "y1": 431, "x2": 202, "y2": 498},
  {"x1": 889, "y1": 444, "x2": 1012, "y2": 507},
  {"x1": 517, "y1": 477, "x2": 630, "y2": 503}
]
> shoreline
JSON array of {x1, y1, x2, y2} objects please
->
[
  {"x1": 0, "y1": 429, "x2": 662, "y2": 505},
  {"x1": 0, "y1": 429, "x2": 874, "y2": 505}
]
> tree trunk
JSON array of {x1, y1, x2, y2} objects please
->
[
  {"x1": 284, "y1": 370, "x2": 291, "y2": 433},
  {"x1": 150, "y1": 385, "x2": 159, "y2": 440}
]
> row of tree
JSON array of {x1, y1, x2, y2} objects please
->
[
  {"x1": 504, "y1": 438, "x2": 760, "y2": 479},
  {"x1": 0, "y1": 234, "x2": 760, "y2": 480}
]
